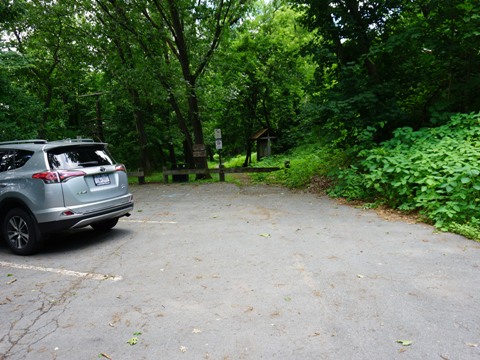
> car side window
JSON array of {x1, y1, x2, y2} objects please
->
[
  {"x1": 15, "y1": 150, "x2": 33, "y2": 169},
  {"x1": 0, "y1": 151, "x2": 14, "y2": 172},
  {"x1": 0, "y1": 150, "x2": 33, "y2": 172}
]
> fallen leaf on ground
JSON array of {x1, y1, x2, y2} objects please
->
[
  {"x1": 179, "y1": 346, "x2": 188, "y2": 353},
  {"x1": 259, "y1": 233, "x2": 271, "y2": 237},
  {"x1": 99, "y1": 353, "x2": 112, "y2": 359},
  {"x1": 127, "y1": 337, "x2": 138, "y2": 345},
  {"x1": 396, "y1": 340, "x2": 412, "y2": 346},
  {"x1": 466, "y1": 342, "x2": 478, "y2": 347},
  {"x1": 192, "y1": 328, "x2": 202, "y2": 334}
]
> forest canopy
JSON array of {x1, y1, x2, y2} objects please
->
[{"x1": 1, "y1": 0, "x2": 479, "y2": 172}]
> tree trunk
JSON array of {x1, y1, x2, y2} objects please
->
[
  {"x1": 95, "y1": 95, "x2": 105, "y2": 142},
  {"x1": 37, "y1": 83, "x2": 53, "y2": 139},
  {"x1": 167, "y1": 93, "x2": 195, "y2": 168},
  {"x1": 167, "y1": 0, "x2": 209, "y2": 176},
  {"x1": 130, "y1": 89, "x2": 150, "y2": 174},
  {"x1": 343, "y1": 0, "x2": 378, "y2": 78},
  {"x1": 187, "y1": 81, "x2": 209, "y2": 172}
]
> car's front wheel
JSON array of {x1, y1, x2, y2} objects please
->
[
  {"x1": 3, "y1": 208, "x2": 43, "y2": 255},
  {"x1": 91, "y1": 217, "x2": 119, "y2": 232}
]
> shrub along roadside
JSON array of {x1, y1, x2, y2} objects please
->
[
  {"x1": 250, "y1": 144, "x2": 346, "y2": 190},
  {"x1": 330, "y1": 112, "x2": 480, "y2": 241}
]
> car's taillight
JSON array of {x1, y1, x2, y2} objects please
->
[
  {"x1": 32, "y1": 170, "x2": 86, "y2": 184},
  {"x1": 115, "y1": 164, "x2": 127, "y2": 172},
  {"x1": 32, "y1": 171, "x2": 59, "y2": 184}
]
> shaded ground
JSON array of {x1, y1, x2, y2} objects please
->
[{"x1": 0, "y1": 182, "x2": 479, "y2": 359}]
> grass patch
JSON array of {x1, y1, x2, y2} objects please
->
[{"x1": 250, "y1": 144, "x2": 345, "y2": 189}]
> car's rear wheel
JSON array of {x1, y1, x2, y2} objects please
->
[
  {"x1": 3, "y1": 208, "x2": 43, "y2": 255},
  {"x1": 91, "y1": 217, "x2": 119, "y2": 232}
]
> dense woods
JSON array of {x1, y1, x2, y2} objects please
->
[{"x1": 1, "y1": 1, "x2": 479, "y2": 237}]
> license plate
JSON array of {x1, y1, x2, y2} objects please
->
[{"x1": 94, "y1": 174, "x2": 110, "y2": 186}]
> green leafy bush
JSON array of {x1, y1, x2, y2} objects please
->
[
  {"x1": 332, "y1": 112, "x2": 480, "y2": 239},
  {"x1": 251, "y1": 144, "x2": 345, "y2": 189}
]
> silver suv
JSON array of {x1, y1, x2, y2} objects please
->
[{"x1": 0, "y1": 139, "x2": 134, "y2": 255}]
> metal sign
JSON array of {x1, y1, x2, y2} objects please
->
[
  {"x1": 215, "y1": 139, "x2": 223, "y2": 150},
  {"x1": 214, "y1": 129, "x2": 222, "y2": 139}
]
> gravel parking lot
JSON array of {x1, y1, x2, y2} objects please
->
[{"x1": 1, "y1": 182, "x2": 479, "y2": 359}]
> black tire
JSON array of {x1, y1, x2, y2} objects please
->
[
  {"x1": 3, "y1": 208, "x2": 43, "y2": 256},
  {"x1": 91, "y1": 217, "x2": 119, "y2": 232}
]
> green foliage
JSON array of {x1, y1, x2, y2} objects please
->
[
  {"x1": 0, "y1": 52, "x2": 41, "y2": 140},
  {"x1": 3, "y1": 0, "x2": 480, "y2": 220},
  {"x1": 332, "y1": 112, "x2": 480, "y2": 239},
  {"x1": 448, "y1": 223, "x2": 480, "y2": 242},
  {"x1": 330, "y1": 165, "x2": 373, "y2": 201},
  {"x1": 222, "y1": 154, "x2": 257, "y2": 168},
  {"x1": 203, "y1": 3, "x2": 316, "y2": 156},
  {"x1": 294, "y1": 0, "x2": 480, "y2": 146},
  {"x1": 250, "y1": 144, "x2": 344, "y2": 189}
]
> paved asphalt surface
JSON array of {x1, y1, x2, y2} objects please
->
[{"x1": 0, "y1": 182, "x2": 479, "y2": 360}]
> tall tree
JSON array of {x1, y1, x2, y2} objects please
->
[
  {"x1": 0, "y1": 1, "x2": 41, "y2": 140},
  {"x1": 2, "y1": 0, "x2": 105, "y2": 140},
  {"x1": 93, "y1": 0, "x2": 253, "y2": 171},
  {"x1": 5, "y1": 0, "x2": 75, "y2": 138},
  {"x1": 204, "y1": 2, "x2": 316, "y2": 161},
  {"x1": 291, "y1": 0, "x2": 480, "y2": 145}
]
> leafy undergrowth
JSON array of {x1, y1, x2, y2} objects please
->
[
  {"x1": 249, "y1": 144, "x2": 346, "y2": 189},
  {"x1": 331, "y1": 112, "x2": 480, "y2": 241}
]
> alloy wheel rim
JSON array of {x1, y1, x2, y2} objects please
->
[{"x1": 7, "y1": 216, "x2": 29, "y2": 249}]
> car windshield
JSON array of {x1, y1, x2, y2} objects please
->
[{"x1": 48, "y1": 146, "x2": 114, "y2": 170}]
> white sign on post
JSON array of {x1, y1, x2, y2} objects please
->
[
  {"x1": 214, "y1": 129, "x2": 222, "y2": 139},
  {"x1": 215, "y1": 139, "x2": 223, "y2": 150}
]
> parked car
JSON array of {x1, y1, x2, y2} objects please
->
[{"x1": 0, "y1": 139, "x2": 134, "y2": 255}]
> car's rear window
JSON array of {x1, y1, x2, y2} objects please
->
[
  {"x1": 0, "y1": 150, "x2": 34, "y2": 172},
  {"x1": 48, "y1": 146, "x2": 114, "y2": 170}
]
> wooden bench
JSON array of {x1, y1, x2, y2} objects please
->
[{"x1": 162, "y1": 166, "x2": 280, "y2": 183}]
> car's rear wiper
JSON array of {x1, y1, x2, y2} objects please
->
[{"x1": 78, "y1": 161, "x2": 99, "y2": 167}]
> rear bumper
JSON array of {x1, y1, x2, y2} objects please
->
[{"x1": 38, "y1": 201, "x2": 134, "y2": 233}]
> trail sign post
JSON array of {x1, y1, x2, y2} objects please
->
[{"x1": 214, "y1": 129, "x2": 225, "y2": 181}]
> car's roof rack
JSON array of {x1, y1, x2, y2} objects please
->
[
  {"x1": 0, "y1": 138, "x2": 101, "y2": 147},
  {"x1": 0, "y1": 139, "x2": 48, "y2": 145},
  {"x1": 49, "y1": 138, "x2": 96, "y2": 143}
]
